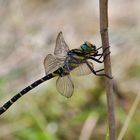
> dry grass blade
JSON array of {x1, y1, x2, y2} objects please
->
[
  {"x1": 79, "y1": 113, "x2": 98, "y2": 140},
  {"x1": 118, "y1": 92, "x2": 140, "y2": 140}
]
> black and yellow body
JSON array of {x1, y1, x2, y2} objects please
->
[
  {"x1": 0, "y1": 70, "x2": 60, "y2": 115},
  {"x1": 0, "y1": 32, "x2": 111, "y2": 116}
]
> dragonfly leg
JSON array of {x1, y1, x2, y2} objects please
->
[
  {"x1": 103, "y1": 46, "x2": 110, "y2": 51},
  {"x1": 96, "y1": 46, "x2": 103, "y2": 51},
  {"x1": 96, "y1": 46, "x2": 110, "y2": 52},
  {"x1": 95, "y1": 68, "x2": 104, "y2": 73},
  {"x1": 87, "y1": 51, "x2": 110, "y2": 63},
  {"x1": 86, "y1": 61, "x2": 113, "y2": 79},
  {"x1": 102, "y1": 51, "x2": 111, "y2": 61},
  {"x1": 87, "y1": 57, "x2": 104, "y2": 63},
  {"x1": 90, "y1": 46, "x2": 110, "y2": 62},
  {"x1": 96, "y1": 46, "x2": 110, "y2": 60}
]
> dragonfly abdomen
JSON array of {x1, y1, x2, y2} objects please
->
[{"x1": 0, "y1": 73, "x2": 57, "y2": 115}]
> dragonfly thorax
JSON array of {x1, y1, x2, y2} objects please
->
[
  {"x1": 62, "y1": 51, "x2": 86, "y2": 74},
  {"x1": 67, "y1": 49, "x2": 85, "y2": 61}
]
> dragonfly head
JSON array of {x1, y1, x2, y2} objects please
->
[{"x1": 81, "y1": 41, "x2": 97, "y2": 54}]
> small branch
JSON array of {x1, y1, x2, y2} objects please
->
[{"x1": 99, "y1": 1, "x2": 117, "y2": 140}]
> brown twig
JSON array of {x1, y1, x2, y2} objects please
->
[{"x1": 99, "y1": 0, "x2": 117, "y2": 140}]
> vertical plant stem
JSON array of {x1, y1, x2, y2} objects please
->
[{"x1": 99, "y1": 0, "x2": 117, "y2": 140}]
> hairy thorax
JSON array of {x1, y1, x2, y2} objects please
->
[{"x1": 63, "y1": 50, "x2": 86, "y2": 72}]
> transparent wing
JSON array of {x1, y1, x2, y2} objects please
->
[
  {"x1": 44, "y1": 32, "x2": 69, "y2": 74},
  {"x1": 56, "y1": 75, "x2": 74, "y2": 98},
  {"x1": 71, "y1": 62, "x2": 94, "y2": 76},
  {"x1": 44, "y1": 54, "x2": 64, "y2": 74},
  {"x1": 54, "y1": 31, "x2": 69, "y2": 59}
]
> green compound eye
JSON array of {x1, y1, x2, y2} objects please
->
[
  {"x1": 81, "y1": 41, "x2": 96, "y2": 52},
  {"x1": 81, "y1": 44, "x2": 90, "y2": 51}
]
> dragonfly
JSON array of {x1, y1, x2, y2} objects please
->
[{"x1": 0, "y1": 31, "x2": 111, "y2": 115}]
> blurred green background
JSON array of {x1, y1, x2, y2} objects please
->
[{"x1": 0, "y1": 0, "x2": 140, "y2": 140}]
